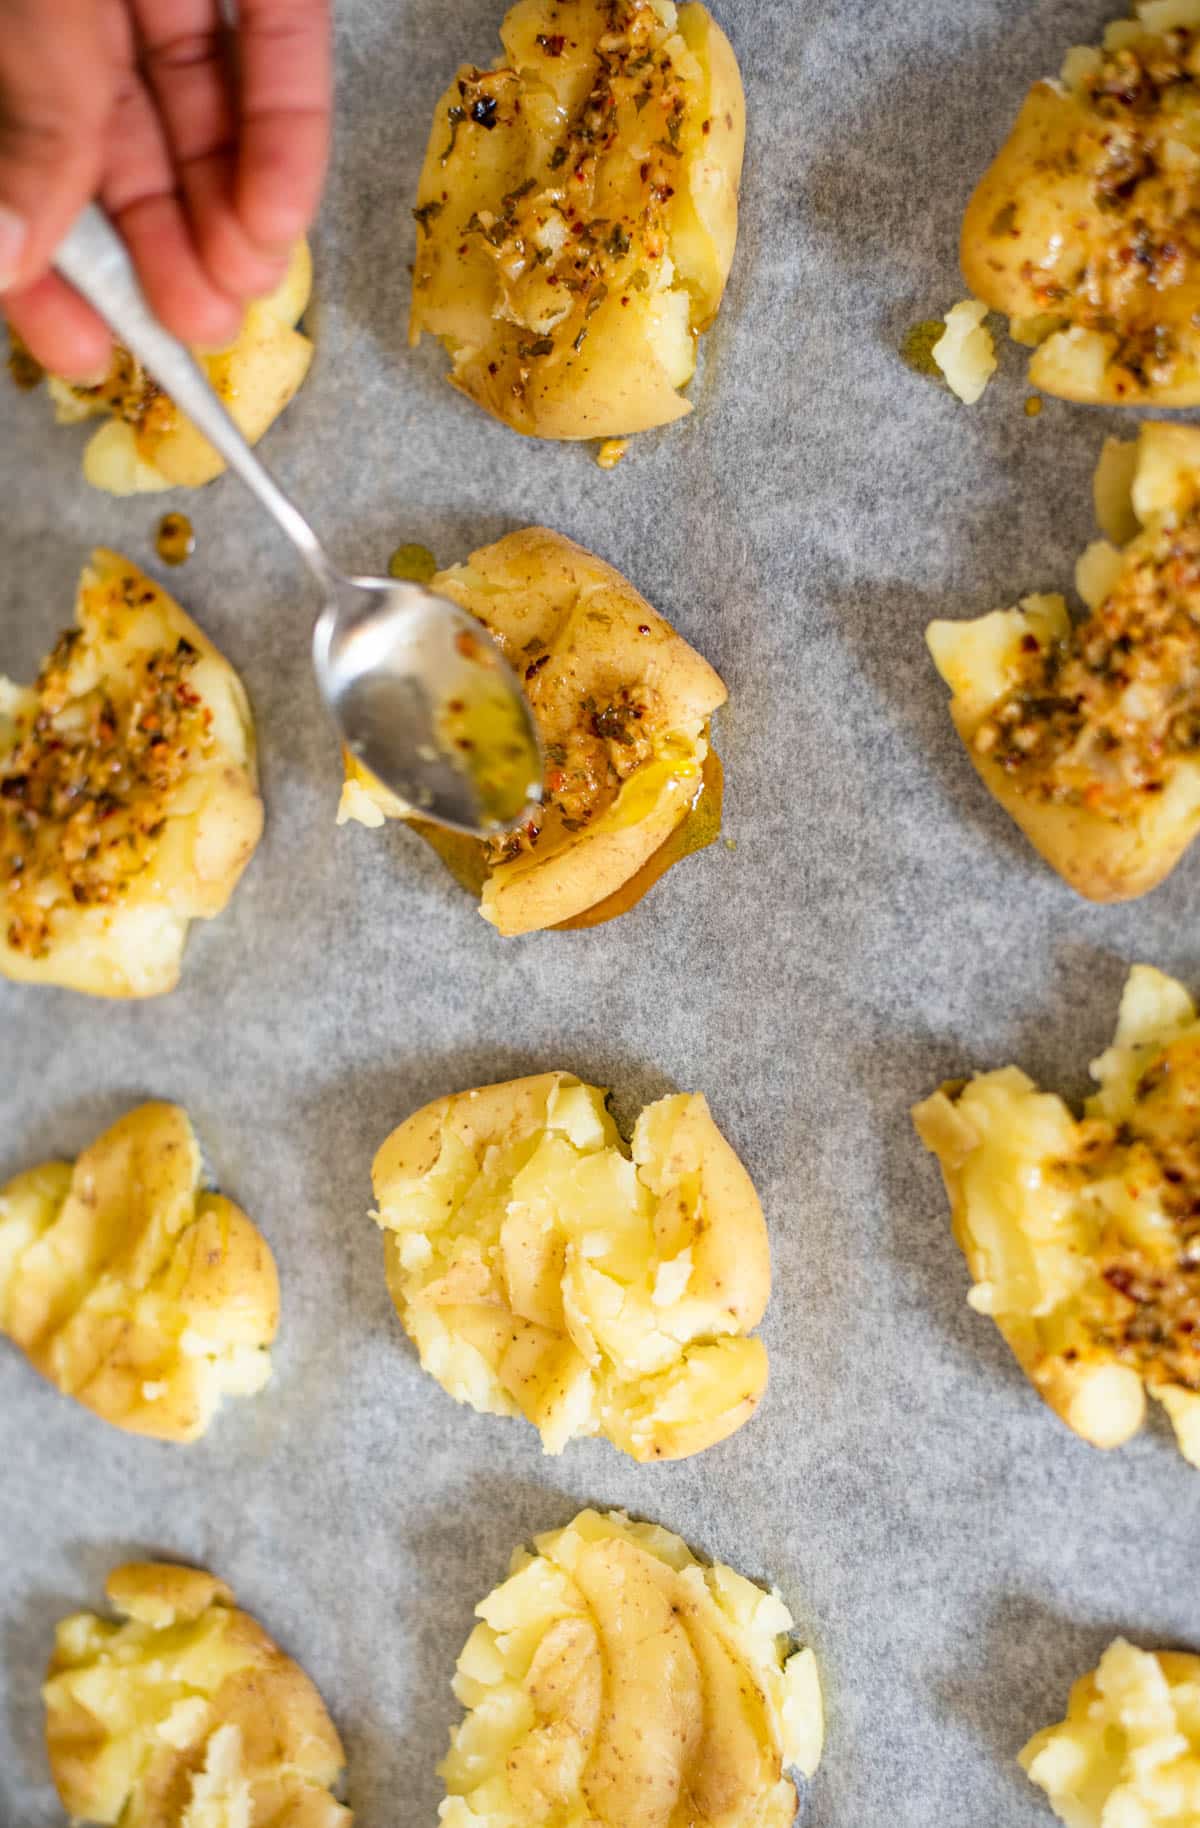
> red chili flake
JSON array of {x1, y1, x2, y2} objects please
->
[
  {"x1": 638, "y1": 624, "x2": 651, "y2": 634},
  {"x1": 702, "y1": 118, "x2": 712, "y2": 135}
]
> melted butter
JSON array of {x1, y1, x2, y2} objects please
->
[
  {"x1": 435, "y1": 657, "x2": 541, "y2": 831},
  {"x1": 408, "y1": 740, "x2": 724, "y2": 927},
  {"x1": 155, "y1": 513, "x2": 195, "y2": 566},
  {"x1": 901, "y1": 320, "x2": 946, "y2": 379},
  {"x1": 389, "y1": 542, "x2": 438, "y2": 583},
  {"x1": 555, "y1": 745, "x2": 724, "y2": 929}
]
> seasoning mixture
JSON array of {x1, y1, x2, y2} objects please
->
[
  {"x1": 1053, "y1": 1033, "x2": 1200, "y2": 1392},
  {"x1": 1001, "y1": 19, "x2": 1200, "y2": 393},
  {"x1": 485, "y1": 647, "x2": 659, "y2": 865},
  {"x1": 1, "y1": 624, "x2": 213, "y2": 956},
  {"x1": 414, "y1": 0, "x2": 701, "y2": 395},
  {"x1": 973, "y1": 504, "x2": 1200, "y2": 814}
]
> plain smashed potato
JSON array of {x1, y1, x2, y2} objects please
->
[
  {"x1": 927, "y1": 422, "x2": 1200, "y2": 902},
  {"x1": 914, "y1": 964, "x2": 1200, "y2": 1466},
  {"x1": 962, "y1": 0, "x2": 1200, "y2": 405},
  {"x1": 37, "y1": 243, "x2": 313, "y2": 493},
  {"x1": 373, "y1": 1072, "x2": 770, "y2": 1461},
  {"x1": 439, "y1": 1508, "x2": 822, "y2": 1828},
  {"x1": 0, "y1": 551, "x2": 263, "y2": 996},
  {"x1": 409, "y1": 0, "x2": 744, "y2": 440},
  {"x1": 340, "y1": 527, "x2": 727, "y2": 936},
  {"x1": 1021, "y1": 1638, "x2": 1200, "y2": 1827},
  {"x1": 44, "y1": 1562, "x2": 349, "y2": 1828},
  {"x1": 0, "y1": 1103, "x2": 278, "y2": 1442}
]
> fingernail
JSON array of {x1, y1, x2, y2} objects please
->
[{"x1": 0, "y1": 202, "x2": 27, "y2": 290}]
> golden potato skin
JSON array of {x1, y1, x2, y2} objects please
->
[
  {"x1": 340, "y1": 526, "x2": 727, "y2": 935},
  {"x1": 927, "y1": 423, "x2": 1200, "y2": 902},
  {"x1": 0, "y1": 1103, "x2": 279, "y2": 1442},
  {"x1": 372, "y1": 1072, "x2": 770, "y2": 1461},
  {"x1": 45, "y1": 243, "x2": 314, "y2": 492},
  {"x1": 410, "y1": 0, "x2": 745, "y2": 439},
  {"x1": 962, "y1": 6, "x2": 1200, "y2": 404},
  {"x1": 1021, "y1": 1639, "x2": 1200, "y2": 1827},
  {"x1": 43, "y1": 1561, "x2": 350, "y2": 1827},
  {"x1": 0, "y1": 550, "x2": 263, "y2": 996},
  {"x1": 914, "y1": 965, "x2": 1200, "y2": 1466},
  {"x1": 439, "y1": 1509, "x2": 823, "y2": 1828}
]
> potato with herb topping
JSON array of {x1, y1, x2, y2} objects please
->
[
  {"x1": 927, "y1": 422, "x2": 1200, "y2": 902},
  {"x1": 409, "y1": 0, "x2": 744, "y2": 440},
  {"x1": 372, "y1": 1072, "x2": 770, "y2": 1462},
  {"x1": 339, "y1": 526, "x2": 727, "y2": 935},
  {"x1": 1021, "y1": 1638, "x2": 1200, "y2": 1826},
  {"x1": 0, "y1": 550, "x2": 263, "y2": 996},
  {"x1": 0, "y1": 1102, "x2": 279, "y2": 1442},
  {"x1": 962, "y1": 1, "x2": 1200, "y2": 404},
  {"x1": 27, "y1": 242, "x2": 313, "y2": 493},
  {"x1": 914, "y1": 965, "x2": 1200, "y2": 1466},
  {"x1": 43, "y1": 1561, "x2": 350, "y2": 1827}
]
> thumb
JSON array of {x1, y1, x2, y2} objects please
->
[{"x1": 0, "y1": 0, "x2": 114, "y2": 294}]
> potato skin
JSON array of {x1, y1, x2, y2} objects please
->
[
  {"x1": 373, "y1": 1071, "x2": 771, "y2": 1462},
  {"x1": 947, "y1": 694, "x2": 1200, "y2": 903},
  {"x1": 409, "y1": 1, "x2": 745, "y2": 439},
  {"x1": 0, "y1": 550, "x2": 263, "y2": 996},
  {"x1": 439, "y1": 1509, "x2": 823, "y2": 1828},
  {"x1": 44, "y1": 1562, "x2": 349, "y2": 1828},
  {"x1": 341, "y1": 526, "x2": 727, "y2": 935},
  {"x1": 0, "y1": 1102, "x2": 279, "y2": 1442}
]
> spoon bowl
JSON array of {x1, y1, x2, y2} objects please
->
[
  {"x1": 53, "y1": 206, "x2": 542, "y2": 836},
  {"x1": 313, "y1": 575, "x2": 541, "y2": 832}
]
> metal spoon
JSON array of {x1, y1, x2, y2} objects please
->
[{"x1": 53, "y1": 205, "x2": 542, "y2": 835}]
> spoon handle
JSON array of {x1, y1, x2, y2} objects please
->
[{"x1": 54, "y1": 204, "x2": 335, "y2": 588}]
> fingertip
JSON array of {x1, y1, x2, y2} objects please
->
[
  {"x1": 185, "y1": 162, "x2": 291, "y2": 303},
  {"x1": 3, "y1": 275, "x2": 112, "y2": 380},
  {"x1": 235, "y1": 112, "x2": 326, "y2": 252}
]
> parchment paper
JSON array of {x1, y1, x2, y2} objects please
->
[{"x1": 3, "y1": 2, "x2": 1197, "y2": 1823}]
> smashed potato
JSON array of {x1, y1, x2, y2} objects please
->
[
  {"x1": 32, "y1": 243, "x2": 313, "y2": 492},
  {"x1": 409, "y1": 0, "x2": 744, "y2": 440},
  {"x1": 440, "y1": 1508, "x2": 822, "y2": 1828},
  {"x1": 0, "y1": 550, "x2": 263, "y2": 996},
  {"x1": 927, "y1": 422, "x2": 1200, "y2": 902},
  {"x1": 962, "y1": 1, "x2": 1200, "y2": 404},
  {"x1": 44, "y1": 1562, "x2": 349, "y2": 1827},
  {"x1": 340, "y1": 527, "x2": 727, "y2": 936},
  {"x1": 372, "y1": 1072, "x2": 770, "y2": 1461},
  {"x1": 1021, "y1": 1638, "x2": 1200, "y2": 1827},
  {"x1": 914, "y1": 964, "x2": 1200, "y2": 1466},
  {"x1": 0, "y1": 1103, "x2": 278, "y2": 1442}
]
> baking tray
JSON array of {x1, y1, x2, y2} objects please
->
[{"x1": 3, "y1": 2, "x2": 1198, "y2": 1822}]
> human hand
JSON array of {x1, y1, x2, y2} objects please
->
[{"x1": 0, "y1": 0, "x2": 330, "y2": 379}]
